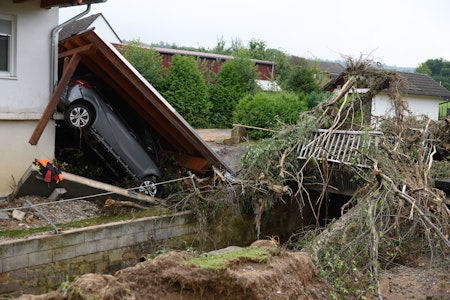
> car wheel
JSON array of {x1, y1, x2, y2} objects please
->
[
  {"x1": 138, "y1": 176, "x2": 162, "y2": 198},
  {"x1": 65, "y1": 103, "x2": 95, "y2": 129}
]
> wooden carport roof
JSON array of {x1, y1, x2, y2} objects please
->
[{"x1": 30, "y1": 30, "x2": 231, "y2": 174}]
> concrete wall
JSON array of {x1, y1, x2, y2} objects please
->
[
  {"x1": 0, "y1": 0, "x2": 58, "y2": 197},
  {"x1": 0, "y1": 211, "x2": 196, "y2": 297}
]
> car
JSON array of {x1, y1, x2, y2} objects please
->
[{"x1": 58, "y1": 78, "x2": 162, "y2": 197}]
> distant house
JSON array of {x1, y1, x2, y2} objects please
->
[
  {"x1": 323, "y1": 71, "x2": 450, "y2": 123},
  {"x1": 308, "y1": 60, "x2": 345, "y2": 87},
  {"x1": 59, "y1": 12, "x2": 121, "y2": 43},
  {"x1": 152, "y1": 47, "x2": 276, "y2": 81},
  {"x1": 317, "y1": 61, "x2": 345, "y2": 81}
]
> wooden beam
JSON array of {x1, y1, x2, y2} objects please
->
[
  {"x1": 40, "y1": 0, "x2": 69, "y2": 8},
  {"x1": 29, "y1": 53, "x2": 81, "y2": 145},
  {"x1": 58, "y1": 43, "x2": 93, "y2": 59},
  {"x1": 175, "y1": 153, "x2": 211, "y2": 173}
]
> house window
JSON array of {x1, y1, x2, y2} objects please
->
[{"x1": 0, "y1": 15, "x2": 15, "y2": 77}]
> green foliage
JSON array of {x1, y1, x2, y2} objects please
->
[
  {"x1": 247, "y1": 38, "x2": 270, "y2": 60},
  {"x1": 285, "y1": 62, "x2": 320, "y2": 94},
  {"x1": 415, "y1": 62, "x2": 432, "y2": 76},
  {"x1": 416, "y1": 58, "x2": 450, "y2": 90},
  {"x1": 233, "y1": 91, "x2": 308, "y2": 139},
  {"x1": 119, "y1": 39, "x2": 164, "y2": 90},
  {"x1": 197, "y1": 57, "x2": 218, "y2": 85},
  {"x1": 183, "y1": 246, "x2": 273, "y2": 270},
  {"x1": 269, "y1": 50, "x2": 292, "y2": 89},
  {"x1": 240, "y1": 114, "x2": 316, "y2": 182},
  {"x1": 305, "y1": 90, "x2": 331, "y2": 109},
  {"x1": 161, "y1": 54, "x2": 211, "y2": 127},
  {"x1": 209, "y1": 52, "x2": 258, "y2": 127}
]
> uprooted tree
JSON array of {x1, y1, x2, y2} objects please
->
[{"x1": 204, "y1": 56, "x2": 450, "y2": 298}]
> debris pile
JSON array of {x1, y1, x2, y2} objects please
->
[{"x1": 234, "y1": 56, "x2": 450, "y2": 298}]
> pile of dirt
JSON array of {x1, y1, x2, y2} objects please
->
[{"x1": 17, "y1": 240, "x2": 330, "y2": 300}]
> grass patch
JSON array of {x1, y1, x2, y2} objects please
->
[
  {"x1": 0, "y1": 206, "x2": 170, "y2": 239},
  {"x1": 183, "y1": 247, "x2": 273, "y2": 270}
]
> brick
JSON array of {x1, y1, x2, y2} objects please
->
[
  {"x1": 97, "y1": 237, "x2": 118, "y2": 251},
  {"x1": 135, "y1": 231, "x2": 147, "y2": 243},
  {"x1": 0, "y1": 280, "x2": 20, "y2": 294},
  {"x1": 0, "y1": 242, "x2": 15, "y2": 258},
  {"x1": 9, "y1": 268, "x2": 27, "y2": 280},
  {"x1": 124, "y1": 222, "x2": 144, "y2": 235},
  {"x1": 84, "y1": 251, "x2": 106, "y2": 263},
  {"x1": 105, "y1": 225, "x2": 123, "y2": 238},
  {"x1": 84, "y1": 227, "x2": 107, "y2": 242},
  {"x1": 2, "y1": 254, "x2": 29, "y2": 272},
  {"x1": 53, "y1": 245, "x2": 77, "y2": 261},
  {"x1": 144, "y1": 219, "x2": 160, "y2": 232},
  {"x1": 61, "y1": 232, "x2": 85, "y2": 246},
  {"x1": 108, "y1": 249, "x2": 122, "y2": 263},
  {"x1": 161, "y1": 225, "x2": 192, "y2": 240},
  {"x1": 36, "y1": 235, "x2": 62, "y2": 251},
  {"x1": 75, "y1": 242, "x2": 97, "y2": 257},
  {"x1": 28, "y1": 250, "x2": 53, "y2": 265},
  {"x1": 13, "y1": 239, "x2": 39, "y2": 256},
  {"x1": 117, "y1": 234, "x2": 137, "y2": 248}
]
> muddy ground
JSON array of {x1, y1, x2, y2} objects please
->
[{"x1": 17, "y1": 240, "x2": 331, "y2": 300}]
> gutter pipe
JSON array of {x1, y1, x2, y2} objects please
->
[{"x1": 50, "y1": 4, "x2": 91, "y2": 94}]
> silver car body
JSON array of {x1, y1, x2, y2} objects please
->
[{"x1": 58, "y1": 79, "x2": 161, "y2": 181}]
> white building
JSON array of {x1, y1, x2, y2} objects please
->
[
  {"x1": 0, "y1": 0, "x2": 106, "y2": 198},
  {"x1": 323, "y1": 71, "x2": 450, "y2": 125}
]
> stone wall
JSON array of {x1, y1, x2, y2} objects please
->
[{"x1": 0, "y1": 211, "x2": 196, "y2": 297}]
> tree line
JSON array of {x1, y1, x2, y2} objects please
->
[
  {"x1": 118, "y1": 38, "x2": 329, "y2": 135},
  {"x1": 119, "y1": 38, "x2": 449, "y2": 134}
]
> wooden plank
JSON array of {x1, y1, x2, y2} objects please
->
[
  {"x1": 28, "y1": 53, "x2": 81, "y2": 145},
  {"x1": 58, "y1": 43, "x2": 93, "y2": 59},
  {"x1": 175, "y1": 154, "x2": 211, "y2": 173}
]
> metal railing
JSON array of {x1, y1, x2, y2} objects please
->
[
  {"x1": 298, "y1": 129, "x2": 382, "y2": 168},
  {"x1": 297, "y1": 129, "x2": 438, "y2": 168}
]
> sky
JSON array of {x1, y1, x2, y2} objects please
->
[{"x1": 59, "y1": 0, "x2": 450, "y2": 68}]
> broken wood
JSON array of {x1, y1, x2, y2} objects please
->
[
  {"x1": 379, "y1": 172, "x2": 450, "y2": 249},
  {"x1": 29, "y1": 43, "x2": 95, "y2": 145},
  {"x1": 213, "y1": 165, "x2": 290, "y2": 195},
  {"x1": 29, "y1": 53, "x2": 82, "y2": 145},
  {"x1": 104, "y1": 199, "x2": 148, "y2": 210}
]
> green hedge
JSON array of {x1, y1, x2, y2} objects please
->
[{"x1": 233, "y1": 92, "x2": 308, "y2": 139}]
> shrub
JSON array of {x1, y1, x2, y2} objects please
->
[
  {"x1": 209, "y1": 51, "x2": 258, "y2": 127},
  {"x1": 233, "y1": 91, "x2": 308, "y2": 139},
  {"x1": 161, "y1": 55, "x2": 211, "y2": 127},
  {"x1": 119, "y1": 39, "x2": 164, "y2": 90}
]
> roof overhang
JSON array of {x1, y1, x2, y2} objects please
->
[
  {"x1": 32, "y1": 30, "x2": 232, "y2": 175},
  {"x1": 13, "y1": 0, "x2": 107, "y2": 8}
]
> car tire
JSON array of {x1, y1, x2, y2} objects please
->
[
  {"x1": 138, "y1": 176, "x2": 162, "y2": 198},
  {"x1": 65, "y1": 102, "x2": 95, "y2": 129}
]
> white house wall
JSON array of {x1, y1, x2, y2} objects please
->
[
  {"x1": 372, "y1": 93, "x2": 440, "y2": 121},
  {"x1": 0, "y1": 1, "x2": 58, "y2": 197},
  {"x1": 91, "y1": 17, "x2": 121, "y2": 44}
]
